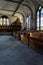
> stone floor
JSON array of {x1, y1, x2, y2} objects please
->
[{"x1": 0, "y1": 35, "x2": 43, "y2": 65}]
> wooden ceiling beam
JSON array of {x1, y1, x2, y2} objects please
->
[
  {"x1": 4, "y1": 0, "x2": 22, "y2": 3},
  {"x1": 0, "y1": 8, "x2": 14, "y2": 12},
  {"x1": 12, "y1": 0, "x2": 24, "y2": 16}
]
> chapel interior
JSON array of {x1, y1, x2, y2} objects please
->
[{"x1": 0, "y1": 0, "x2": 43, "y2": 65}]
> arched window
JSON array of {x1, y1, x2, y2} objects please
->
[
  {"x1": 0, "y1": 15, "x2": 10, "y2": 26},
  {"x1": 26, "y1": 15, "x2": 30, "y2": 30},
  {"x1": 37, "y1": 6, "x2": 43, "y2": 30}
]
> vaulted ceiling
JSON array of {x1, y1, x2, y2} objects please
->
[{"x1": 0, "y1": 0, "x2": 43, "y2": 16}]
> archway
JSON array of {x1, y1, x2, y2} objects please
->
[
  {"x1": 14, "y1": 12, "x2": 24, "y2": 30},
  {"x1": 12, "y1": 18, "x2": 22, "y2": 31}
]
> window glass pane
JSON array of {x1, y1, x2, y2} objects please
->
[
  {"x1": 37, "y1": 11, "x2": 39, "y2": 30},
  {"x1": 7, "y1": 19, "x2": 9, "y2": 25},
  {"x1": 26, "y1": 16, "x2": 30, "y2": 30},
  {"x1": 39, "y1": 6, "x2": 41, "y2": 10},
  {"x1": 4, "y1": 18, "x2": 6, "y2": 25},
  {"x1": 41, "y1": 8, "x2": 43, "y2": 30},
  {"x1": 0, "y1": 18, "x2": 2, "y2": 25},
  {"x1": 0, "y1": 17, "x2": 9, "y2": 26}
]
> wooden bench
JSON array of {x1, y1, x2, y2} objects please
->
[{"x1": 30, "y1": 32, "x2": 43, "y2": 46}]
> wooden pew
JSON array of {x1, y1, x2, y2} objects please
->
[{"x1": 30, "y1": 32, "x2": 43, "y2": 46}]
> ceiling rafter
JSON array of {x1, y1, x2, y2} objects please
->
[
  {"x1": 4, "y1": 0, "x2": 22, "y2": 3},
  {"x1": 0, "y1": 0, "x2": 32, "y2": 13},
  {"x1": 12, "y1": 0, "x2": 24, "y2": 16},
  {"x1": 0, "y1": 8, "x2": 14, "y2": 12},
  {"x1": 0, "y1": 0, "x2": 34, "y2": 16}
]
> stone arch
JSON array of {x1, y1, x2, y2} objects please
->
[
  {"x1": 22, "y1": 4, "x2": 33, "y2": 19},
  {"x1": 12, "y1": 18, "x2": 22, "y2": 31},
  {"x1": 14, "y1": 12, "x2": 24, "y2": 29},
  {"x1": 14, "y1": 12, "x2": 24, "y2": 23},
  {"x1": 1, "y1": 15, "x2": 9, "y2": 19}
]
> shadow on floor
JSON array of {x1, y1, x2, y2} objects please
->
[{"x1": 29, "y1": 43, "x2": 43, "y2": 55}]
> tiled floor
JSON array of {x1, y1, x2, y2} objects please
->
[{"x1": 0, "y1": 35, "x2": 43, "y2": 65}]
